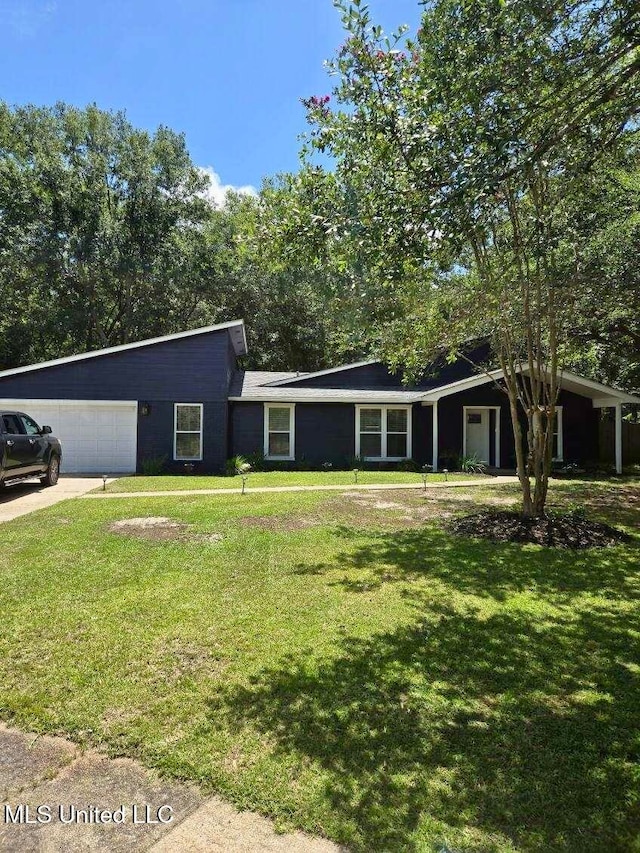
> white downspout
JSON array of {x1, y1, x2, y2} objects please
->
[
  {"x1": 615, "y1": 403, "x2": 623, "y2": 474},
  {"x1": 432, "y1": 401, "x2": 439, "y2": 472}
]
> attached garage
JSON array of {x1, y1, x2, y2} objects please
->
[
  {"x1": 0, "y1": 399, "x2": 138, "y2": 473},
  {"x1": 0, "y1": 321, "x2": 246, "y2": 474}
]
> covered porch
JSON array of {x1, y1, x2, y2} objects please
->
[{"x1": 419, "y1": 369, "x2": 640, "y2": 474}]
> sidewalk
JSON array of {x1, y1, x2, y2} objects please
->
[
  {"x1": 0, "y1": 723, "x2": 341, "y2": 852},
  {"x1": 82, "y1": 476, "x2": 519, "y2": 500}
]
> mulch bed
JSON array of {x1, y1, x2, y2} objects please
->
[{"x1": 449, "y1": 510, "x2": 631, "y2": 549}]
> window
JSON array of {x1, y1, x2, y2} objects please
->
[
  {"x1": 2, "y1": 414, "x2": 23, "y2": 435},
  {"x1": 533, "y1": 406, "x2": 563, "y2": 461},
  {"x1": 20, "y1": 415, "x2": 41, "y2": 436},
  {"x1": 359, "y1": 408, "x2": 382, "y2": 458},
  {"x1": 467, "y1": 412, "x2": 482, "y2": 425},
  {"x1": 356, "y1": 405, "x2": 411, "y2": 460},
  {"x1": 174, "y1": 403, "x2": 203, "y2": 461},
  {"x1": 264, "y1": 404, "x2": 295, "y2": 460}
]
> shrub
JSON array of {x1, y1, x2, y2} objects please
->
[
  {"x1": 244, "y1": 451, "x2": 267, "y2": 472},
  {"x1": 140, "y1": 455, "x2": 168, "y2": 476},
  {"x1": 346, "y1": 454, "x2": 365, "y2": 469},
  {"x1": 440, "y1": 449, "x2": 461, "y2": 471},
  {"x1": 460, "y1": 454, "x2": 486, "y2": 474},
  {"x1": 397, "y1": 458, "x2": 419, "y2": 472},
  {"x1": 225, "y1": 455, "x2": 252, "y2": 476}
]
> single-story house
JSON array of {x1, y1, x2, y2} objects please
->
[{"x1": 0, "y1": 319, "x2": 637, "y2": 474}]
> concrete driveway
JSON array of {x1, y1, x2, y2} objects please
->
[{"x1": 0, "y1": 476, "x2": 109, "y2": 523}]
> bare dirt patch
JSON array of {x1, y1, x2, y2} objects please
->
[
  {"x1": 107, "y1": 517, "x2": 223, "y2": 544},
  {"x1": 333, "y1": 488, "x2": 513, "y2": 527},
  {"x1": 108, "y1": 516, "x2": 188, "y2": 541},
  {"x1": 450, "y1": 510, "x2": 631, "y2": 549}
]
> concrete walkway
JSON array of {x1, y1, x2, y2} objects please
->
[
  {"x1": 0, "y1": 723, "x2": 341, "y2": 852},
  {"x1": 0, "y1": 476, "x2": 112, "y2": 523},
  {"x1": 83, "y1": 476, "x2": 519, "y2": 500}
]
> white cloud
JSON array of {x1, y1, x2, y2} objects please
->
[{"x1": 198, "y1": 166, "x2": 257, "y2": 208}]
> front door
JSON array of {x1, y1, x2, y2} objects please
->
[{"x1": 465, "y1": 409, "x2": 490, "y2": 463}]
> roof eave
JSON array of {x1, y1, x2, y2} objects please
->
[
  {"x1": 262, "y1": 359, "x2": 379, "y2": 387},
  {"x1": 0, "y1": 320, "x2": 247, "y2": 379}
]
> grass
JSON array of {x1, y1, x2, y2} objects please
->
[
  {"x1": 1, "y1": 479, "x2": 639, "y2": 851},
  {"x1": 103, "y1": 469, "x2": 486, "y2": 492}
]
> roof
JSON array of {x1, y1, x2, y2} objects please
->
[
  {"x1": 229, "y1": 370, "x2": 423, "y2": 403},
  {"x1": 228, "y1": 371, "x2": 305, "y2": 397},
  {"x1": 0, "y1": 320, "x2": 248, "y2": 379},
  {"x1": 263, "y1": 360, "x2": 378, "y2": 387},
  {"x1": 417, "y1": 365, "x2": 640, "y2": 406},
  {"x1": 230, "y1": 361, "x2": 640, "y2": 406}
]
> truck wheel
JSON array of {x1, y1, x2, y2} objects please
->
[{"x1": 41, "y1": 455, "x2": 60, "y2": 487}]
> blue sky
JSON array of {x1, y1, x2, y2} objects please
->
[{"x1": 0, "y1": 1, "x2": 422, "y2": 194}]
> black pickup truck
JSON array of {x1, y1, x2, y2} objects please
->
[{"x1": 0, "y1": 411, "x2": 62, "y2": 489}]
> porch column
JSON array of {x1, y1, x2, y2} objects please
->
[
  {"x1": 432, "y1": 401, "x2": 439, "y2": 472},
  {"x1": 615, "y1": 403, "x2": 623, "y2": 474}
]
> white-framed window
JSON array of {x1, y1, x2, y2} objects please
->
[
  {"x1": 552, "y1": 406, "x2": 563, "y2": 461},
  {"x1": 264, "y1": 404, "x2": 295, "y2": 460},
  {"x1": 533, "y1": 406, "x2": 563, "y2": 461},
  {"x1": 174, "y1": 403, "x2": 203, "y2": 461},
  {"x1": 355, "y1": 405, "x2": 412, "y2": 460}
]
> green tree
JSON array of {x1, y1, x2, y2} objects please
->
[
  {"x1": 0, "y1": 103, "x2": 338, "y2": 373},
  {"x1": 563, "y1": 143, "x2": 640, "y2": 394},
  {"x1": 300, "y1": 0, "x2": 640, "y2": 516},
  {"x1": 0, "y1": 102, "x2": 211, "y2": 362}
]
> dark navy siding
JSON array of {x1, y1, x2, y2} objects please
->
[
  {"x1": 412, "y1": 405, "x2": 433, "y2": 466},
  {"x1": 559, "y1": 390, "x2": 599, "y2": 462},
  {"x1": 0, "y1": 330, "x2": 234, "y2": 473},
  {"x1": 231, "y1": 402, "x2": 433, "y2": 467},
  {"x1": 437, "y1": 385, "x2": 599, "y2": 467},
  {"x1": 137, "y1": 401, "x2": 228, "y2": 474},
  {"x1": 230, "y1": 402, "x2": 264, "y2": 458},
  {"x1": 0, "y1": 332, "x2": 231, "y2": 400},
  {"x1": 280, "y1": 343, "x2": 492, "y2": 391},
  {"x1": 285, "y1": 363, "x2": 403, "y2": 390},
  {"x1": 438, "y1": 385, "x2": 512, "y2": 467},
  {"x1": 295, "y1": 404, "x2": 356, "y2": 464},
  {"x1": 231, "y1": 402, "x2": 357, "y2": 465}
]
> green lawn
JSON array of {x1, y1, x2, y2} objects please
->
[
  {"x1": 1, "y1": 480, "x2": 639, "y2": 851},
  {"x1": 104, "y1": 470, "x2": 486, "y2": 492}
]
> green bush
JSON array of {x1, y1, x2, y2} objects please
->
[
  {"x1": 244, "y1": 451, "x2": 267, "y2": 472},
  {"x1": 140, "y1": 455, "x2": 168, "y2": 476},
  {"x1": 460, "y1": 454, "x2": 487, "y2": 474},
  {"x1": 439, "y1": 449, "x2": 462, "y2": 471},
  {"x1": 397, "y1": 458, "x2": 419, "y2": 472},
  {"x1": 225, "y1": 455, "x2": 252, "y2": 476}
]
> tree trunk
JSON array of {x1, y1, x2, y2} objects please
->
[{"x1": 507, "y1": 393, "x2": 534, "y2": 517}]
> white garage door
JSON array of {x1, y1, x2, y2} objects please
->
[{"x1": 0, "y1": 399, "x2": 138, "y2": 473}]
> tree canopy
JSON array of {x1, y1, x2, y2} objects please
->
[
  {"x1": 294, "y1": 0, "x2": 640, "y2": 514},
  {"x1": 0, "y1": 102, "x2": 338, "y2": 372}
]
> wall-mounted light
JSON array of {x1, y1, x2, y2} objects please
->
[{"x1": 140, "y1": 403, "x2": 151, "y2": 416}]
